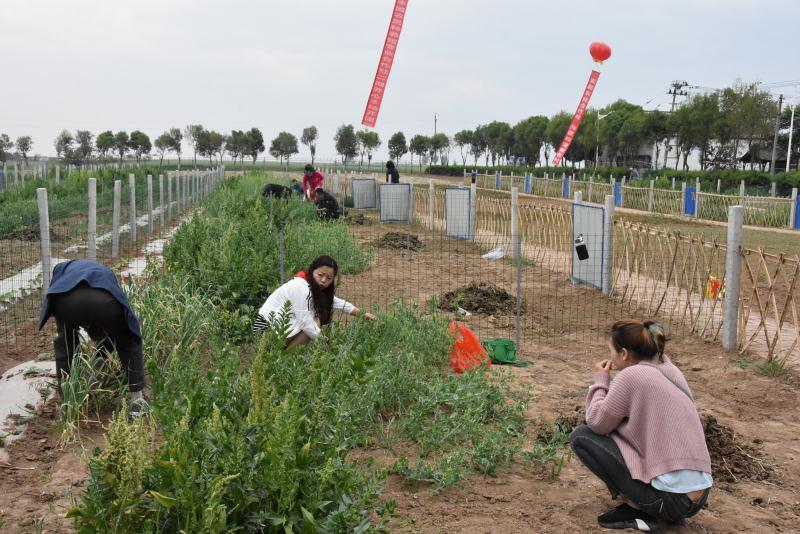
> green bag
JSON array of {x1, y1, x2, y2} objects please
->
[{"x1": 481, "y1": 338, "x2": 532, "y2": 367}]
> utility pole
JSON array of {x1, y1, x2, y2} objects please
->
[
  {"x1": 770, "y1": 94, "x2": 783, "y2": 176},
  {"x1": 668, "y1": 80, "x2": 689, "y2": 112},
  {"x1": 665, "y1": 81, "x2": 689, "y2": 169},
  {"x1": 434, "y1": 113, "x2": 438, "y2": 136},
  {"x1": 787, "y1": 100, "x2": 796, "y2": 173}
]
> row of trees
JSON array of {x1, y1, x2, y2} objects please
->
[{"x1": 0, "y1": 134, "x2": 33, "y2": 164}]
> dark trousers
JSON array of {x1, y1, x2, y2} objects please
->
[
  {"x1": 50, "y1": 284, "x2": 144, "y2": 393},
  {"x1": 570, "y1": 425, "x2": 709, "y2": 524}
]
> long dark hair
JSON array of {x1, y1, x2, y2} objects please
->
[
  {"x1": 610, "y1": 320, "x2": 667, "y2": 362},
  {"x1": 306, "y1": 255, "x2": 338, "y2": 326}
]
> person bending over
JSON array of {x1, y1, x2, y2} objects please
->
[
  {"x1": 252, "y1": 255, "x2": 375, "y2": 347},
  {"x1": 569, "y1": 320, "x2": 712, "y2": 531},
  {"x1": 302, "y1": 164, "x2": 325, "y2": 202},
  {"x1": 314, "y1": 188, "x2": 341, "y2": 220},
  {"x1": 38, "y1": 259, "x2": 149, "y2": 417}
]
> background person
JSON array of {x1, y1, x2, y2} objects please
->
[
  {"x1": 386, "y1": 160, "x2": 400, "y2": 183},
  {"x1": 569, "y1": 320, "x2": 712, "y2": 531},
  {"x1": 313, "y1": 187, "x2": 341, "y2": 220},
  {"x1": 38, "y1": 259, "x2": 149, "y2": 417},
  {"x1": 302, "y1": 164, "x2": 325, "y2": 202},
  {"x1": 252, "y1": 255, "x2": 375, "y2": 348},
  {"x1": 290, "y1": 178, "x2": 304, "y2": 197}
]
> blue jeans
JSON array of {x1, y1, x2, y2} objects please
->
[{"x1": 570, "y1": 425, "x2": 709, "y2": 524}]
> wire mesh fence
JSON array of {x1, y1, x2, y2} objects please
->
[{"x1": 0, "y1": 168, "x2": 224, "y2": 360}]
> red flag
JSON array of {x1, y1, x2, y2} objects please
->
[
  {"x1": 361, "y1": 0, "x2": 409, "y2": 128},
  {"x1": 552, "y1": 70, "x2": 601, "y2": 166}
]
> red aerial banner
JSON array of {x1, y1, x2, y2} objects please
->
[
  {"x1": 552, "y1": 70, "x2": 601, "y2": 166},
  {"x1": 361, "y1": 0, "x2": 408, "y2": 128}
]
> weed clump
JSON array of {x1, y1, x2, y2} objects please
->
[{"x1": 372, "y1": 232, "x2": 424, "y2": 251}]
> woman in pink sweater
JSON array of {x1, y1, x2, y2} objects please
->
[{"x1": 570, "y1": 320, "x2": 712, "y2": 531}]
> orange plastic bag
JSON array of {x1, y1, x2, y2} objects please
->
[{"x1": 449, "y1": 322, "x2": 491, "y2": 374}]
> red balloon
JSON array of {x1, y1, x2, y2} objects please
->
[{"x1": 589, "y1": 42, "x2": 612, "y2": 63}]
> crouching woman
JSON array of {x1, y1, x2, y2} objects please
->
[
  {"x1": 570, "y1": 320, "x2": 712, "y2": 531},
  {"x1": 252, "y1": 255, "x2": 375, "y2": 348}
]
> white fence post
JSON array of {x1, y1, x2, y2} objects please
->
[
  {"x1": 88, "y1": 178, "x2": 97, "y2": 261},
  {"x1": 790, "y1": 188, "x2": 797, "y2": 229},
  {"x1": 648, "y1": 180, "x2": 654, "y2": 212},
  {"x1": 55, "y1": 165, "x2": 60, "y2": 184},
  {"x1": 147, "y1": 174, "x2": 154, "y2": 233},
  {"x1": 695, "y1": 177, "x2": 701, "y2": 217},
  {"x1": 602, "y1": 194, "x2": 614, "y2": 296},
  {"x1": 128, "y1": 173, "x2": 137, "y2": 244},
  {"x1": 671, "y1": 177, "x2": 675, "y2": 190},
  {"x1": 573, "y1": 190, "x2": 582, "y2": 204},
  {"x1": 717, "y1": 179, "x2": 721, "y2": 193},
  {"x1": 159, "y1": 174, "x2": 164, "y2": 227},
  {"x1": 37, "y1": 188, "x2": 52, "y2": 292},
  {"x1": 470, "y1": 182, "x2": 477, "y2": 241},
  {"x1": 511, "y1": 187, "x2": 518, "y2": 260},
  {"x1": 771, "y1": 182, "x2": 776, "y2": 197},
  {"x1": 167, "y1": 173, "x2": 173, "y2": 220},
  {"x1": 681, "y1": 182, "x2": 686, "y2": 214},
  {"x1": 428, "y1": 179, "x2": 435, "y2": 231},
  {"x1": 739, "y1": 180, "x2": 745, "y2": 203},
  {"x1": 112, "y1": 180, "x2": 121, "y2": 258},
  {"x1": 722, "y1": 206, "x2": 744, "y2": 350}
]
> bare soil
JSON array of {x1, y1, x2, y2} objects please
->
[
  {"x1": 439, "y1": 282, "x2": 524, "y2": 316},
  {"x1": 0, "y1": 216, "x2": 798, "y2": 532},
  {"x1": 373, "y1": 232, "x2": 425, "y2": 251}
]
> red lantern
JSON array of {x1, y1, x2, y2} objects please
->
[{"x1": 589, "y1": 42, "x2": 612, "y2": 64}]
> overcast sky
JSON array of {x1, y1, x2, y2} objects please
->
[{"x1": 2, "y1": 0, "x2": 798, "y2": 163}]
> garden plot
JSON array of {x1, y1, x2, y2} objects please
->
[{"x1": 1, "y1": 175, "x2": 799, "y2": 532}]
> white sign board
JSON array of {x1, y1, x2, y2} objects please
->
[
  {"x1": 352, "y1": 178, "x2": 377, "y2": 209},
  {"x1": 379, "y1": 183, "x2": 411, "y2": 222},
  {"x1": 572, "y1": 203, "x2": 604, "y2": 289},
  {"x1": 445, "y1": 187, "x2": 472, "y2": 240}
]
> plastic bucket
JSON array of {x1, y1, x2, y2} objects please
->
[{"x1": 482, "y1": 338, "x2": 516, "y2": 364}]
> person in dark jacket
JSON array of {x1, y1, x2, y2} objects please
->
[
  {"x1": 38, "y1": 259, "x2": 148, "y2": 417},
  {"x1": 314, "y1": 188, "x2": 341, "y2": 220},
  {"x1": 386, "y1": 160, "x2": 400, "y2": 183},
  {"x1": 261, "y1": 183, "x2": 292, "y2": 198}
]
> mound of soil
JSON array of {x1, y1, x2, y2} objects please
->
[
  {"x1": 373, "y1": 232, "x2": 424, "y2": 251},
  {"x1": 4, "y1": 226, "x2": 65, "y2": 241},
  {"x1": 703, "y1": 414, "x2": 774, "y2": 483},
  {"x1": 346, "y1": 213, "x2": 372, "y2": 225},
  {"x1": 439, "y1": 282, "x2": 524, "y2": 315}
]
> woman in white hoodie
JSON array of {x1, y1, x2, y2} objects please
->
[{"x1": 253, "y1": 255, "x2": 375, "y2": 348}]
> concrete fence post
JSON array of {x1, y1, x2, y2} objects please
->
[
  {"x1": 790, "y1": 188, "x2": 797, "y2": 229},
  {"x1": 147, "y1": 174, "x2": 154, "y2": 233},
  {"x1": 722, "y1": 206, "x2": 744, "y2": 350},
  {"x1": 511, "y1": 187, "x2": 519, "y2": 260},
  {"x1": 771, "y1": 182, "x2": 777, "y2": 197},
  {"x1": 470, "y1": 182, "x2": 477, "y2": 241},
  {"x1": 128, "y1": 173, "x2": 137, "y2": 244},
  {"x1": 648, "y1": 180, "x2": 654, "y2": 212},
  {"x1": 167, "y1": 174, "x2": 173, "y2": 220},
  {"x1": 573, "y1": 190, "x2": 582, "y2": 204},
  {"x1": 695, "y1": 177, "x2": 701, "y2": 217},
  {"x1": 55, "y1": 165, "x2": 60, "y2": 184},
  {"x1": 717, "y1": 179, "x2": 721, "y2": 193},
  {"x1": 159, "y1": 174, "x2": 164, "y2": 227},
  {"x1": 428, "y1": 179, "x2": 435, "y2": 231},
  {"x1": 671, "y1": 177, "x2": 676, "y2": 190},
  {"x1": 37, "y1": 188, "x2": 52, "y2": 292},
  {"x1": 739, "y1": 180, "x2": 745, "y2": 202},
  {"x1": 88, "y1": 178, "x2": 97, "y2": 261},
  {"x1": 602, "y1": 195, "x2": 614, "y2": 296},
  {"x1": 112, "y1": 180, "x2": 121, "y2": 258},
  {"x1": 681, "y1": 182, "x2": 686, "y2": 214}
]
